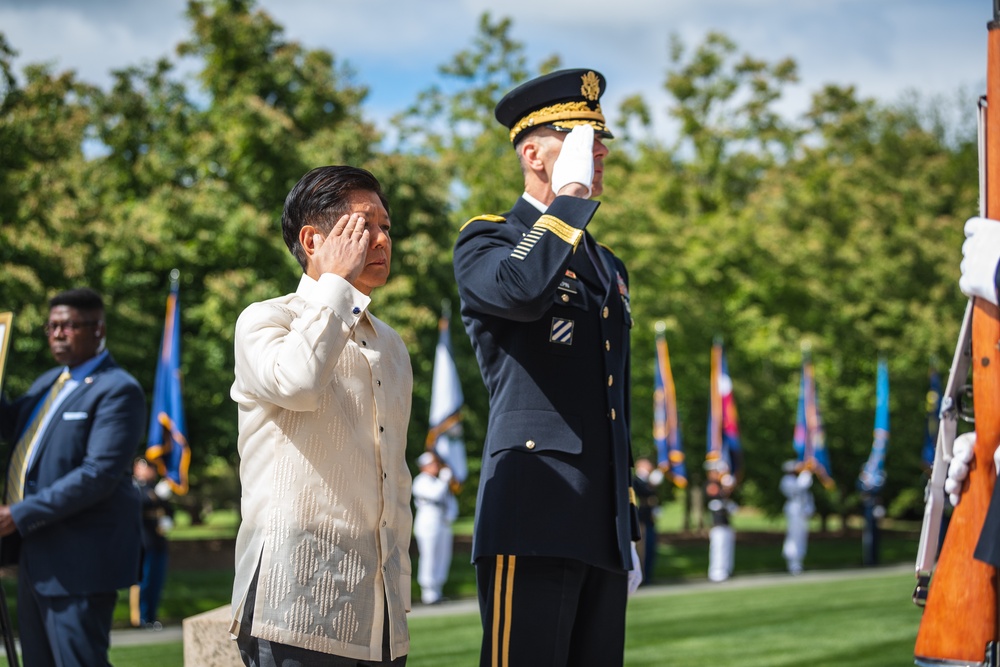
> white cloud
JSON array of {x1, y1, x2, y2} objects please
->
[{"x1": 0, "y1": 0, "x2": 988, "y2": 141}]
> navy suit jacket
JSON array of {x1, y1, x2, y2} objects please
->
[
  {"x1": 0, "y1": 354, "x2": 145, "y2": 596},
  {"x1": 454, "y1": 195, "x2": 639, "y2": 572}
]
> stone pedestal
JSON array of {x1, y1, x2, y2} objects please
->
[{"x1": 182, "y1": 605, "x2": 242, "y2": 667}]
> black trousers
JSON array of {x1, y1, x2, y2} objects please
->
[
  {"x1": 476, "y1": 555, "x2": 628, "y2": 667},
  {"x1": 237, "y1": 563, "x2": 406, "y2": 667},
  {"x1": 17, "y1": 574, "x2": 116, "y2": 667}
]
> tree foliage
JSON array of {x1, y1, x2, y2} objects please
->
[{"x1": 0, "y1": 3, "x2": 979, "y2": 523}]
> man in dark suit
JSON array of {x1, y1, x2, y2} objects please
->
[
  {"x1": 0, "y1": 287, "x2": 145, "y2": 667},
  {"x1": 453, "y1": 69, "x2": 642, "y2": 667}
]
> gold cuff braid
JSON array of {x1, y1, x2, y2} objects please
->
[{"x1": 535, "y1": 215, "x2": 583, "y2": 249}]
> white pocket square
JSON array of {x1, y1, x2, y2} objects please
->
[{"x1": 62, "y1": 412, "x2": 88, "y2": 421}]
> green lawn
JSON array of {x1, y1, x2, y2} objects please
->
[
  {"x1": 0, "y1": 517, "x2": 925, "y2": 665},
  {"x1": 17, "y1": 568, "x2": 920, "y2": 667},
  {"x1": 134, "y1": 523, "x2": 921, "y2": 627},
  {"x1": 406, "y1": 569, "x2": 924, "y2": 667}
]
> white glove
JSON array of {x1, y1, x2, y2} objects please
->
[
  {"x1": 648, "y1": 468, "x2": 664, "y2": 486},
  {"x1": 550, "y1": 124, "x2": 594, "y2": 198},
  {"x1": 157, "y1": 515, "x2": 174, "y2": 534},
  {"x1": 439, "y1": 466, "x2": 453, "y2": 483},
  {"x1": 627, "y1": 542, "x2": 643, "y2": 594},
  {"x1": 945, "y1": 432, "x2": 976, "y2": 505},
  {"x1": 154, "y1": 479, "x2": 174, "y2": 500},
  {"x1": 960, "y1": 217, "x2": 1000, "y2": 305}
]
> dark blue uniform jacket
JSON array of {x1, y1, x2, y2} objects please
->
[{"x1": 454, "y1": 195, "x2": 639, "y2": 572}]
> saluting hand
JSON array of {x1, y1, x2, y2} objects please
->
[
  {"x1": 311, "y1": 212, "x2": 370, "y2": 285},
  {"x1": 551, "y1": 124, "x2": 595, "y2": 199}
]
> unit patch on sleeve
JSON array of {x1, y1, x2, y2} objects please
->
[{"x1": 550, "y1": 318, "x2": 575, "y2": 345}]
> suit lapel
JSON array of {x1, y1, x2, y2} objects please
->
[
  {"x1": 14, "y1": 368, "x2": 64, "y2": 440},
  {"x1": 29, "y1": 356, "x2": 116, "y2": 471}
]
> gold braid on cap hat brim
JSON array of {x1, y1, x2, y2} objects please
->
[{"x1": 509, "y1": 101, "x2": 608, "y2": 143}]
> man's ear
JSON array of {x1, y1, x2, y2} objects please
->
[
  {"x1": 299, "y1": 225, "x2": 319, "y2": 256},
  {"x1": 519, "y1": 137, "x2": 546, "y2": 172}
]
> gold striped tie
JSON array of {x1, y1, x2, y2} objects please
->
[{"x1": 6, "y1": 370, "x2": 71, "y2": 504}]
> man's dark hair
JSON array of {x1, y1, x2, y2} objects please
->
[
  {"x1": 281, "y1": 165, "x2": 390, "y2": 270},
  {"x1": 50, "y1": 287, "x2": 104, "y2": 313}
]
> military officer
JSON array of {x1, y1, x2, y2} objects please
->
[{"x1": 453, "y1": 68, "x2": 642, "y2": 667}]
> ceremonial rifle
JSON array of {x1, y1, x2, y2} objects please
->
[{"x1": 913, "y1": 3, "x2": 1000, "y2": 663}]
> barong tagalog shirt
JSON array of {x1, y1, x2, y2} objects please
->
[{"x1": 229, "y1": 272, "x2": 414, "y2": 662}]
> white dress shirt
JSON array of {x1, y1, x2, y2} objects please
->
[{"x1": 229, "y1": 273, "x2": 413, "y2": 661}]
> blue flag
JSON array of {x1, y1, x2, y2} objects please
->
[
  {"x1": 921, "y1": 361, "x2": 941, "y2": 470},
  {"x1": 858, "y1": 357, "x2": 890, "y2": 493},
  {"x1": 146, "y1": 275, "x2": 190, "y2": 495},
  {"x1": 793, "y1": 350, "x2": 835, "y2": 489},
  {"x1": 653, "y1": 326, "x2": 686, "y2": 487},
  {"x1": 706, "y1": 340, "x2": 742, "y2": 494}
]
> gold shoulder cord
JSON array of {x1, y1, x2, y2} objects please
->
[{"x1": 460, "y1": 214, "x2": 506, "y2": 232}]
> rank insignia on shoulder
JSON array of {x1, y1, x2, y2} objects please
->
[{"x1": 550, "y1": 318, "x2": 574, "y2": 345}]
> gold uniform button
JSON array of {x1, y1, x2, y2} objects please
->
[
  {"x1": 610, "y1": 409, "x2": 617, "y2": 420},
  {"x1": 608, "y1": 375, "x2": 613, "y2": 387},
  {"x1": 525, "y1": 440, "x2": 536, "y2": 450},
  {"x1": 561, "y1": 294, "x2": 570, "y2": 303},
  {"x1": 602, "y1": 307, "x2": 609, "y2": 318},
  {"x1": 605, "y1": 340, "x2": 610, "y2": 351}
]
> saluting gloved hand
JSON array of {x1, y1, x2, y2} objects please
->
[
  {"x1": 960, "y1": 217, "x2": 1000, "y2": 306},
  {"x1": 627, "y1": 542, "x2": 643, "y2": 595},
  {"x1": 943, "y1": 432, "x2": 994, "y2": 506},
  {"x1": 550, "y1": 124, "x2": 594, "y2": 199}
]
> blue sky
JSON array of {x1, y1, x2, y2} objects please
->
[{"x1": 0, "y1": 0, "x2": 990, "y2": 141}]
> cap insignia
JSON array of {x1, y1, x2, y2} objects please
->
[{"x1": 581, "y1": 71, "x2": 601, "y2": 102}]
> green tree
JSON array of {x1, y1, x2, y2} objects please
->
[
  {"x1": 0, "y1": 0, "x2": 456, "y2": 519},
  {"x1": 0, "y1": 36, "x2": 104, "y2": 390},
  {"x1": 0, "y1": 6, "x2": 982, "y2": 529}
]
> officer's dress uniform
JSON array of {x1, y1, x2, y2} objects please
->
[{"x1": 454, "y1": 192, "x2": 639, "y2": 667}]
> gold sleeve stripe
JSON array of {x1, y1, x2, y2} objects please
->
[
  {"x1": 535, "y1": 215, "x2": 583, "y2": 249},
  {"x1": 460, "y1": 214, "x2": 507, "y2": 232},
  {"x1": 510, "y1": 227, "x2": 545, "y2": 260},
  {"x1": 630, "y1": 487, "x2": 638, "y2": 506}
]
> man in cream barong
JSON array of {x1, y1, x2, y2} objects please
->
[{"x1": 230, "y1": 165, "x2": 413, "y2": 666}]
